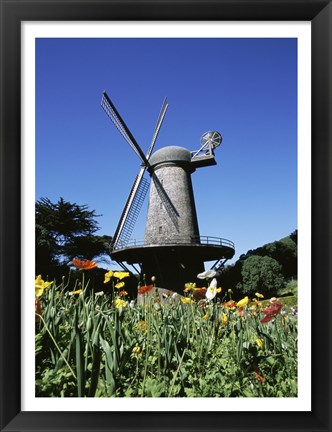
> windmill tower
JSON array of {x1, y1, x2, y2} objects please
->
[{"x1": 101, "y1": 92, "x2": 235, "y2": 290}]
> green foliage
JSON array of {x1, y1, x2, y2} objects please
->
[
  {"x1": 220, "y1": 230, "x2": 297, "y2": 296},
  {"x1": 238, "y1": 255, "x2": 285, "y2": 297},
  {"x1": 277, "y1": 279, "x2": 298, "y2": 297},
  {"x1": 35, "y1": 274, "x2": 298, "y2": 398},
  {"x1": 275, "y1": 295, "x2": 297, "y2": 307},
  {"x1": 36, "y1": 197, "x2": 112, "y2": 278},
  {"x1": 36, "y1": 197, "x2": 100, "y2": 239},
  {"x1": 239, "y1": 230, "x2": 297, "y2": 278}
]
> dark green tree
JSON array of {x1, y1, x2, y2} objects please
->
[
  {"x1": 237, "y1": 255, "x2": 285, "y2": 298},
  {"x1": 264, "y1": 237, "x2": 297, "y2": 278},
  {"x1": 64, "y1": 234, "x2": 113, "y2": 262},
  {"x1": 219, "y1": 260, "x2": 243, "y2": 293},
  {"x1": 238, "y1": 232, "x2": 297, "y2": 279},
  {"x1": 36, "y1": 197, "x2": 112, "y2": 277}
]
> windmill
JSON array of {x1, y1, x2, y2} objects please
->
[{"x1": 101, "y1": 91, "x2": 235, "y2": 290}]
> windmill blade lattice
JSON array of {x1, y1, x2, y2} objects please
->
[
  {"x1": 112, "y1": 171, "x2": 150, "y2": 250},
  {"x1": 148, "y1": 97, "x2": 168, "y2": 158},
  {"x1": 101, "y1": 92, "x2": 149, "y2": 166}
]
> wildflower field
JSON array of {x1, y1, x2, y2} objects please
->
[{"x1": 35, "y1": 260, "x2": 298, "y2": 398}]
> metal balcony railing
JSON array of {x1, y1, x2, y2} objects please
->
[{"x1": 113, "y1": 235, "x2": 235, "y2": 251}]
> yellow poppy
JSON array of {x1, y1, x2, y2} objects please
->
[
  {"x1": 114, "y1": 298, "x2": 127, "y2": 309},
  {"x1": 221, "y1": 313, "x2": 228, "y2": 327},
  {"x1": 236, "y1": 296, "x2": 249, "y2": 307},
  {"x1": 184, "y1": 282, "x2": 196, "y2": 290},
  {"x1": 113, "y1": 271, "x2": 130, "y2": 280},
  {"x1": 181, "y1": 297, "x2": 194, "y2": 304},
  {"x1": 256, "y1": 338, "x2": 264, "y2": 348},
  {"x1": 115, "y1": 281, "x2": 125, "y2": 289},
  {"x1": 255, "y1": 292, "x2": 264, "y2": 298},
  {"x1": 35, "y1": 275, "x2": 53, "y2": 297},
  {"x1": 69, "y1": 289, "x2": 82, "y2": 295},
  {"x1": 104, "y1": 270, "x2": 114, "y2": 284}
]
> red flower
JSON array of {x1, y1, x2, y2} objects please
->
[
  {"x1": 193, "y1": 288, "x2": 207, "y2": 300},
  {"x1": 260, "y1": 302, "x2": 282, "y2": 323},
  {"x1": 138, "y1": 284, "x2": 154, "y2": 295},
  {"x1": 72, "y1": 258, "x2": 98, "y2": 270},
  {"x1": 260, "y1": 314, "x2": 274, "y2": 323},
  {"x1": 264, "y1": 303, "x2": 282, "y2": 316}
]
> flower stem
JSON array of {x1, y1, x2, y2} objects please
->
[{"x1": 36, "y1": 313, "x2": 77, "y2": 380}]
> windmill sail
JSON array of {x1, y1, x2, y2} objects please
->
[
  {"x1": 102, "y1": 92, "x2": 168, "y2": 250},
  {"x1": 148, "y1": 97, "x2": 168, "y2": 158},
  {"x1": 112, "y1": 170, "x2": 149, "y2": 250},
  {"x1": 101, "y1": 92, "x2": 149, "y2": 166}
]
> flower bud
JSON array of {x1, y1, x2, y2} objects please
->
[{"x1": 132, "y1": 345, "x2": 141, "y2": 356}]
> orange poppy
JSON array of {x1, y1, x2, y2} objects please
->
[
  {"x1": 224, "y1": 300, "x2": 237, "y2": 309},
  {"x1": 72, "y1": 258, "x2": 98, "y2": 270},
  {"x1": 254, "y1": 371, "x2": 266, "y2": 382},
  {"x1": 253, "y1": 365, "x2": 266, "y2": 382},
  {"x1": 138, "y1": 284, "x2": 154, "y2": 295},
  {"x1": 236, "y1": 306, "x2": 244, "y2": 317}
]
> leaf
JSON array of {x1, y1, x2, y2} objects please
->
[
  {"x1": 87, "y1": 346, "x2": 102, "y2": 397},
  {"x1": 144, "y1": 377, "x2": 165, "y2": 397},
  {"x1": 75, "y1": 317, "x2": 85, "y2": 397},
  {"x1": 237, "y1": 327, "x2": 244, "y2": 363},
  {"x1": 99, "y1": 335, "x2": 116, "y2": 396}
]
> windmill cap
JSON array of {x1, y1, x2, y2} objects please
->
[{"x1": 149, "y1": 146, "x2": 192, "y2": 167}]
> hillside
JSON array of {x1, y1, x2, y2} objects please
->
[{"x1": 219, "y1": 230, "x2": 297, "y2": 298}]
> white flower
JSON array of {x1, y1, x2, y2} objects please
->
[
  {"x1": 197, "y1": 269, "x2": 217, "y2": 280},
  {"x1": 209, "y1": 278, "x2": 218, "y2": 288},
  {"x1": 129, "y1": 300, "x2": 135, "y2": 308},
  {"x1": 205, "y1": 278, "x2": 218, "y2": 301}
]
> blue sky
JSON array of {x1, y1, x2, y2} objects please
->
[{"x1": 36, "y1": 37, "x2": 297, "y2": 267}]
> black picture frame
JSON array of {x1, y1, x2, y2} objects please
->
[{"x1": 0, "y1": 1, "x2": 331, "y2": 431}]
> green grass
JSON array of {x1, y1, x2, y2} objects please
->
[{"x1": 256, "y1": 295, "x2": 297, "y2": 308}]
